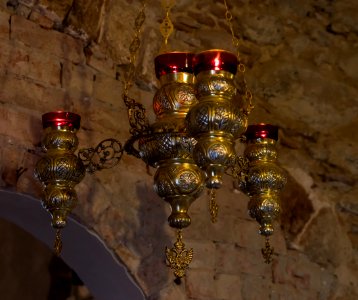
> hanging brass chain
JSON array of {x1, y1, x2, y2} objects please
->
[
  {"x1": 122, "y1": 0, "x2": 150, "y2": 136},
  {"x1": 262, "y1": 237, "x2": 274, "y2": 263},
  {"x1": 209, "y1": 189, "x2": 219, "y2": 223},
  {"x1": 159, "y1": 0, "x2": 175, "y2": 53},
  {"x1": 54, "y1": 229, "x2": 62, "y2": 256},
  {"x1": 223, "y1": 0, "x2": 254, "y2": 115}
]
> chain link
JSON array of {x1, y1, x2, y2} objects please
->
[
  {"x1": 159, "y1": 0, "x2": 176, "y2": 53},
  {"x1": 122, "y1": 0, "x2": 150, "y2": 136},
  {"x1": 223, "y1": 0, "x2": 254, "y2": 115},
  {"x1": 209, "y1": 189, "x2": 219, "y2": 223}
]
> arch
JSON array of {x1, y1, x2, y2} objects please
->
[{"x1": 0, "y1": 189, "x2": 145, "y2": 300}]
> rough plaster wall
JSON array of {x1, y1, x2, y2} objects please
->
[
  {"x1": 0, "y1": 218, "x2": 52, "y2": 300},
  {"x1": 0, "y1": 0, "x2": 357, "y2": 299}
]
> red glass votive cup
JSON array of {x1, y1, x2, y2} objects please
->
[
  {"x1": 193, "y1": 49, "x2": 238, "y2": 75},
  {"x1": 42, "y1": 111, "x2": 81, "y2": 130},
  {"x1": 245, "y1": 124, "x2": 278, "y2": 141},
  {"x1": 154, "y1": 52, "x2": 195, "y2": 79}
]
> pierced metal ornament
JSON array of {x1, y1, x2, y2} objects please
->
[
  {"x1": 78, "y1": 139, "x2": 123, "y2": 173},
  {"x1": 123, "y1": 94, "x2": 150, "y2": 137},
  {"x1": 159, "y1": 0, "x2": 175, "y2": 53},
  {"x1": 122, "y1": 0, "x2": 150, "y2": 138},
  {"x1": 165, "y1": 230, "x2": 193, "y2": 279}
]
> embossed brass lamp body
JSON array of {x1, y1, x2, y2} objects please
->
[
  {"x1": 35, "y1": 112, "x2": 85, "y2": 254},
  {"x1": 186, "y1": 50, "x2": 248, "y2": 190},
  {"x1": 138, "y1": 52, "x2": 205, "y2": 278},
  {"x1": 35, "y1": 111, "x2": 123, "y2": 255},
  {"x1": 241, "y1": 124, "x2": 287, "y2": 263}
]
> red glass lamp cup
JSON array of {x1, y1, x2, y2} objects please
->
[
  {"x1": 245, "y1": 124, "x2": 278, "y2": 141},
  {"x1": 42, "y1": 111, "x2": 81, "y2": 129},
  {"x1": 154, "y1": 52, "x2": 195, "y2": 78},
  {"x1": 193, "y1": 49, "x2": 238, "y2": 75}
]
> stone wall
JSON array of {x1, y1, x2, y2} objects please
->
[
  {"x1": 0, "y1": 0, "x2": 357, "y2": 299},
  {"x1": 0, "y1": 218, "x2": 52, "y2": 300}
]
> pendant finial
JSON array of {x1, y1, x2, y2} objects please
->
[{"x1": 165, "y1": 230, "x2": 193, "y2": 279}]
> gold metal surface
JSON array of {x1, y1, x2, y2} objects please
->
[
  {"x1": 122, "y1": 0, "x2": 150, "y2": 137},
  {"x1": 139, "y1": 72, "x2": 199, "y2": 166},
  {"x1": 54, "y1": 229, "x2": 62, "y2": 256},
  {"x1": 223, "y1": 0, "x2": 254, "y2": 115},
  {"x1": 159, "y1": 0, "x2": 175, "y2": 53},
  {"x1": 35, "y1": 125, "x2": 86, "y2": 255},
  {"x1": 209, "y1": 189, "x2": 219, "y2": 223},
  {"x1": 35, "y1": 118, "x2": 124, "y2": 255},
  {"x1": 154, "y1": 160, "x2": 204, "y2": 228},
  {"x1": 78, "y1": 138, "x2": 124, "y2": 173},
  {"x1": 139, "y1": 69, "x2": 204, "y2": 278},
  {"x1": 159, "y1": 72, "x2": 195, "y2": 85},
  {"x1": 241, "y1": 137, "x2": 287, "y2": 263},
  {"x1": 186, "y1": 69, "x2": 248, "y2": 190},
  {"x1": 262, "y1": 237, "x2": 274, "y2": 264},
  {"x1": 165, "y1": 230, "x2": 193, "y2": 279}
]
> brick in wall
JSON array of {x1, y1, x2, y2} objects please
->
[
  {"x1": 10, "y1": 15, "x2": 85, "y2": 64},
  {"x1": 187, "y1": 239, "x2": 216, "y2": 270},
  {"x1": 61, "y1": 61, "x2": 96, "y2": 96},
  {"x1": 215, "y1": 273, "x2": 243, "y2": 300},
  {"x1": 92, "y1": 73, "x2": 124, "y2": 110},
  {"x1": 0, "y1": 10, "x2": 9, "y2": 40},
  {"x1": 215, "y1": 242, "x2": 271, "y2": 276},
  {"x1": 186, "y1": 269, "x2": 216, "y2": 299},
  {"x1": 0, "y1": 39, "x2": 61, "y2": 87}
]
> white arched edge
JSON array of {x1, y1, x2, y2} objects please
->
[{"x1": 0, "y1": 189, "x2": 145, "y2": 300}]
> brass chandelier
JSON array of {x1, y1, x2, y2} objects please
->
[{"x1": 34, "y1": 0, "x2": 286, "y2": 280}]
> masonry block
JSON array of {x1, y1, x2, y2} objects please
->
[
  {"x1": 85, "y1": 42, "x2": 116, "y2": 77},
  {"x1": 11, "y1": 15, "x2": 84, "y2": 64},
  {"x1": 0, "y1": 40, "x2": 61, "y2": 87},
  {"x1": 92, "y1": 73, "x2": 124, "y2": 109},
  {"x1": 61, "y1": 61, "x2": 96, "y2": 96},
  {"x1": 186, "y1": 269, "x2": 216, "y2": 299},
  {"x1": 215, "y1": 242, "x2": 271, "y2": 276},
  {"x1": 0, "y1": 105, "x2": 41, "y2": 146},
  {"x1": 241, "y1": 274, "x2": 271, "y2": 300},
  {"x1": 187, "y1": 239, "x2": 216, "y2": 270},
  {"x1": 215, "y1": 274, "x2": 243, "y2": 300},
  {"x1": 0, "y1": 10, "x2": 9, "y2": 40}
]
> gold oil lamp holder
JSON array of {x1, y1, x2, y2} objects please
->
[
  {"x1": 239, "y1": 124, "x2": 287, "y2": 263},
  {"x1": 186, "y1": 50, "x2": 249, "y2": 222},
  {"x1": 35, "y1": 111, "x2": 123, "y2": 255},
  {"x1": 119, "y1": 0, "x2": 287, "y2": 279},
  {"x1": 127, "y1": 52, "x2": 205, "y2": 279}
]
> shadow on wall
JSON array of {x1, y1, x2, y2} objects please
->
[
  {"x1": 0, "y1": 189, "x2": 145, "y2": 300},
  {"x1": 133, "y1": 181, "x2": 174, "y2": 297}
]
